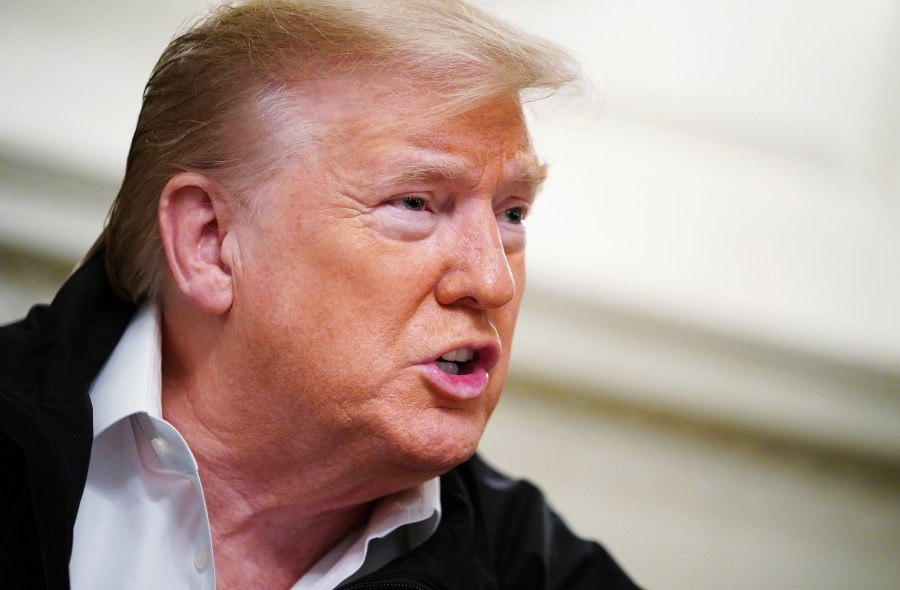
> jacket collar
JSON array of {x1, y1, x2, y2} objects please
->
[
  {"x1": 0, "y1": 251, "x2": 135, "y2": 588},
  {"x1": 9, "y1": 252, "x2": 136, "y2": 407}
]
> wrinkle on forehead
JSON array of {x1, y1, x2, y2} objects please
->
[
  {"x1": 374, "y1": 146, "x2": 546, "y2": 193},
  {"x1": 375, "y1": 100, "x2": 544, "y2": 191},
  {"x1": 306, "y1": 76, "x2": 524, "y2": 145},
  {"x1": 295, "y1": 80, "x2": 543, "y2": 193}
]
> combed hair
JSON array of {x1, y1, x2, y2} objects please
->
[{"x1": 88, "y1": 0, "x2": 579, "y2": 303}]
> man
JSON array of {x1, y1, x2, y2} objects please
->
[{"x1": 0, "y1": 1, "x2": 640, "y2": 588}]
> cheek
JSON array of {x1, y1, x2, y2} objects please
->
[
  {"x1": 250, "y1": 211, "x2": 427, "y2": 311},
  {"x1": 235, "y1": 226, "x2": 439, "y2": 380},
  {"x1": 498, "y1": 257, "x2": 526, "y2": 336}
]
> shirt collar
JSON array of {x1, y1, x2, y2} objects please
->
[
  {"x1": 295, "y1": 477, "x2": 442, "y2": 589},
  {"x1": 88, "y1": 303, "x2": 162, "y2": 437},
  {"x1": 363, "y1": 476, "x2": 441, "y2": 550}
]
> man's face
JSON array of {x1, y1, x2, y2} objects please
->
[{"x1": 225, "y1": 84, "x2": 541, "y2": 485}]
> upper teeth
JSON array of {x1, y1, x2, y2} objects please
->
[{"x1": 440, "y1": 348, "x2": 475, "y2": 363}]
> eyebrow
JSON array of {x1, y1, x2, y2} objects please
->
[
  {"x1": 381, "y1": 148, "x2": 548, "y2": 190},
  {"x1": 512, "y1": 149, "x2": 549, "y2": 188},
  {"x1": 385, "y1": 158, "x2": 470, "y2": 185}
]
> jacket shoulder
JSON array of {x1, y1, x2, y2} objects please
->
[
  {"x1": 0, "y1": 304, "x2": 49, "y2": 384},
  {"x1": 344, "y1": 453, "x2": 642, "y2": 590},
  {"x1": 450, "y1": 453, "x2": 642, "y2": 590}
]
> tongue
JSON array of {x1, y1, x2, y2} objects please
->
[{"x1": 435, "y1": 360, "x2": 460, "y2": 375}]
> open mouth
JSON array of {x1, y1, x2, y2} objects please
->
[
  {"x1": 434, "y1": 348, "x2": 478, "y2": 376},
  {"x1": 422, "y1": 344, "x2": 498, "y2": 399}
]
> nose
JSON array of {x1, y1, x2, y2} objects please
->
[{"x1": 434, "y1": 206, "x2": 517, "y2": 310}]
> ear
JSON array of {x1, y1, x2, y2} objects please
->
[{"x1": 158, "y1": 172, "x2": 236, "y2": 315}]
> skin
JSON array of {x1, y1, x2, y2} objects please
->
[{"x1": 157, "y1": 80, "x2": 544, "y2": 589}]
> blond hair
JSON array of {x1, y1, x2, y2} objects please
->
[{"x1": 89, "y1": 0, "x2": 579, "y2": 303}]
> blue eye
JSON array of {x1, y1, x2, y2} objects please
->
[
  {"x1": 504, "y1": 207, "x2": 525, "y2": 224},
  {"x1": 399, "y1": 196, "x2": 426, "y2": 211}
]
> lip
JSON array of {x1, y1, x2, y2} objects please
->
[{"x1": 416, "y1": 343, "x2": 500, "y2": 401}]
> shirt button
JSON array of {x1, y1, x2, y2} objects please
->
[
  {"x1": 194, "y1": 545, "x2": 210, "y2": 571},
  {"x1": 150, "y1": 437, "x2": 168, "y2": 457}
]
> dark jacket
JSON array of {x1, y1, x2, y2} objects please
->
[
  {"x1": 339, "y1": 454, "x2": 640, "y2": 590},
  {"x1": 0, "y1": 255, "x2": 640, "y2": 589}
]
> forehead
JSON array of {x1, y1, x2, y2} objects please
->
[{"x1": 302, "y1": 79, "x2": 541, "y2": 187}]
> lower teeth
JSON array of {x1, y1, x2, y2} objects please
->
[{"x1": 436, "y1": 360, "x2": 460, "y2": 375}]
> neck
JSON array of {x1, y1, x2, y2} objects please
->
[
  {"x1": 207, "y1": 484, "x2": 372, "y2": 589},
  {"x1": 162, "y1": 381, "x2": 377, "y2": 589},
  {"x1": 157, "y1": 295, "x2": 444, "y2": 588},
  {"x1": 159, "y1": 304, "x2": 384, "y2": 589}
]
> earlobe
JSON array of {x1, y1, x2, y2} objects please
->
[{"x1": 158, "y1": 173, "x2": 235, "y2": 315}]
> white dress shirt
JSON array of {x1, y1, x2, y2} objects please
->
[{"x1": 70, "y1": 304, "x2": 441, "y2": 589}]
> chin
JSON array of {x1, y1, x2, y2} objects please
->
[{"x1": 389, "y1": 408, "x2": 486, "y2": 476}]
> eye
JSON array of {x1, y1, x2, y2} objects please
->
[
  {"x1": 503, "y1": 206, "x2": 525, "y2": 225},
  {"x1": 398, "y1": 195, "x2": 427, "y2": 211}
]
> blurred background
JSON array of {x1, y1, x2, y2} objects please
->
[{"x1": 1, "y1": 0, "x2": 898, "y2": 588}]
